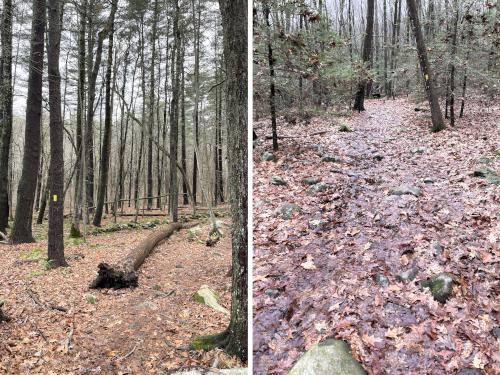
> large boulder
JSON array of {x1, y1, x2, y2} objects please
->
[
  {"x1": 288, "y1": 339, "x2": 366, "y2": 375},
  {"x1": 421, "y1": 273, "x2": 454, "y2": 303}
]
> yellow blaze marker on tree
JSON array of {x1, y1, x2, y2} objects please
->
[
  {"x1": 425, "y1": 74, "x2": 429, "y2": 81},
  {"x1": 53, "y1": 194, "x2": 58, "y2": 202}
]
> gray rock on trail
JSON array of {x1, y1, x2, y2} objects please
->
[
  {"x1": 491, "y1": 326, "x2": 500, "y2": 338},
  {"x1": 431, "y1": 242, "x2": 444, "y2": 257},
  {"x1": 307, "y1": 183, "x2": 328, "y2": 195},
  {"x1": 374, "y1": 274, "x2": 389, "y2": 287},
  {"x1": 398, "y1": 266, "x2": 418, "y2": 282},
  {"x1": 262, "y1": 151, "x2": 276, "y2": 162},
  {"x1": 276, "y1": 203, "x2": 302, "y2": 220},
  {"x1": 412, "y1": 147, "x2": 426, "y2": 154},
  {"x1": 373, "y1": 154, "x2": 384, "y2": 161},
  {"x1": 455, "y1": 369, "x2": 484, "y2": 375},
  {"x1": 321, "y1": 155, "x2": 337, "y2": 163},
  {"x1": 271, "y1": 176, "x2": 287, "y2": 186},
  {"x1": 288, "y1": 339, "x2": 366, "y2": 375},
  {"x1": 421, "y1": 273, "x2": 454, "y2": 303},
  {"x1": 192, "y1": 285, "x2": 230, "y2": 316},
  {"x1": 423, "y1": 177, "x2": 435, "y2": 184},
  {"x1": 303, "y1": 177, "x2": 321, "y2": 185},
  {"x1": 388, "y1": 185, "x2": 421, "y2": 197},
  {"x1": 473, "y1": 167, "x2": 500, "y2": 184}
]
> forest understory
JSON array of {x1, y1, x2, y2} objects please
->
[
  {"x1": 0, "y1": 215, "x2": 242, "y2": 373},
  {"x1": 253, "y1": 98, "x2": 499, "y2": 374}
]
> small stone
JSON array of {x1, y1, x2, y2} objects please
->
[
  {"x1": 374, "y1": 274, "x2": 389, "y2": 287},
  {"x1": 193, "y1": 285, "x2": 229, "y2": 316},
  {"x1": 303, "y1": 177, "x2": 321, "y2": 185},
  {"x1": 307, "y1": 183, "x2": 328, "y2": 195},
  {"x1": 262, "y1": 151, "x2": 276, "y2": 162},
  {"x1": 321, "y1": 155, "x2": 337, "y2": 162},
  {"x1": 175, "y1": 264, "x2": 184, "y2": 268},
  {"x1": 265, "y1": 289, "x2": 279, "y2": 298},
  {"x1": 431, "y1": 242, "x2": 443, "y2": 257},
  {"x1": 398, "y1": 266, "x2": 418, "y2": 282},
  {"x1": 308, "y1": 219, "x2": 323, "y2": 229},
  {"x1": 276, "y1": 203, "x2": 302, "y2": 220},
  {"x1": 412, "y1": 147, "x2": 426, "y2": 154},
  {"x1": 491, "y1": 326, "x2": 500, "y2": 338},
  {"x1": 455, "y1": 369, "x2": 484, "y2": 375},
  {"x1": 373, "y1": 154, "x2": 384, "y2": 161},
  {"x1": 473, "y1": 167, "x2": 493, "y2": 178},
  {"x1": 388, "y1": 185, "x2": 421, "y2": 197},
  {"x1": 421, "y1": 273, "x2": 454, "y2": 303},
  {"x1": 270, "y1": 176, "x2": 287, "y2": 186},
  {"x1": 346, "y1": 171, "x2": 361, "y2": 178},
  {"x1": 423, "y1": 178, "x2": 435, "y2": 184}
]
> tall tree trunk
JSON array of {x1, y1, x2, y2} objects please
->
[
  {"x1": 37, "y1": 177, "x2": 49, "y2": 224},
  {"x1": 263, "y1": 1, "x2": 278, "y2": 151},
  {"x1": 11, "y1": 0, "x2": 46, "y2": 243},
  {"x1": 181, "y1": 61, "x2": 188, "y2": 206},
  {"x1": 407, "y1": 0, "x2": 445, "y2": 132},
  {"x1": 70, "y1": 0, "x2": 86, "y2": 238},
  {"x1": 449, "y1": 0, "x2": 459, "y2": 127},
  {"x1": 34, "y1": 149, "x2": 44, "y2": 212},
  {"x1": 0, "y1": 0, "x2": 13, "y2": 234},
  {"x1": 460, "y1": 50, "x2": 469, "y2": 118},
  {"x1": 85, "y1": 18, "x2": 108, "y2": 213},
  {"x1": 117, "y1": 47, "x2": 131, "y2": 210},
  {"x1": 353, "y1": 0, "x2": 374, "y2": 112},
  {"x1": 147, "y1": 0, "x2": 159, "y2": 210},
  {"x1": 93, "y1": 0, "x2": 117, "y2": 227},
  {"x1": 192, "y1": 0, "x2": 248, "y2": 362},
  {"x1": 169, "y1": 0, "x2": 181, "y2": 222},
  {"x1": 383, "y1": 0, "x2": 389, "y2": 95},
  {"x1": 47, "y1": 0, "x2": 67, "y2": 267},
  {"x1": 192, "y1": 0, "x2": 201, "y2": 205}
]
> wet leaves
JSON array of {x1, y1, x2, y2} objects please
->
[{"x1": 253, "y1": 99, "x2": 499, "y2": 374}]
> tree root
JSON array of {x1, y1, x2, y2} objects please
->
[
  {"x1": 190, "y1": 330, "x2": 229, "y2": 351},
  {"x1": 89, "y1": 263, "x2": 138, "y2": 289}
]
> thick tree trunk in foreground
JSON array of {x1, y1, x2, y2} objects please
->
[
  {"x1": 0, "y1": 0, "x2": 13, "y2": 234},
  {"x1": 90, "y1": 222, "x2": 196, "y2": 289},
  {"x1": 47, "y1": 0, "x2": 67, "y2": 267},
  {"x1": 192, "y1": 0, "x2": 248, "y2": 362},
  {"x1": 11, "y1": 0, "x2": 46, "y2": 244},
  {"x1": 407, "y1": 0, "x2": 445, "y2": 132},
  {"x1": 353, "y1": 0, "x2": 374, "y2": 111},
  {"x1": 93, "y1": 0, "x2": 117, "y2": 227}
]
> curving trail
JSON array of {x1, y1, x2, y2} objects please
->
[{"x1": 253, "y1": 99, "x2": 499, "y2": 374}]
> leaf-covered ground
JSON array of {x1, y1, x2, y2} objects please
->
[
  {"x1": 253, "y1": 99, "x2": 499, "y2": 374},
  {"x1": 0, "y1": 214, "x2": 241, "y2": 373}
]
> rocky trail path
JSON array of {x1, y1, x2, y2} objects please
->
[{"x1": 253, "y1": 99, "x2": 499, "y2": 374}]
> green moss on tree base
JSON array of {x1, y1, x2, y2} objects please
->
[
  {"x1": 190, "y1": 330, "x2": 229, "y2": 351},
  {"x1": 69, "y1": 223, "x2": 82, "y2": 238}
]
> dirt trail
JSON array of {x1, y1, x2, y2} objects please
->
[
  {"x1": 0, "y1": 219, "x2": 239, "y2": 373},
  {"x1": 253, "y1": 99, "x2": 499, "y2": 374}
]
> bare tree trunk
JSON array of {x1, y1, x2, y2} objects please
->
[
  {"x1": 192, "y1": 0, "x2": 201, "y2": 205},
  {"x1": 0, "y1": 0, "x2": 13, "y2": 234},
  {"x1": 93, "y1": 0, "x2": 117, "y2": 227},
  {"x1": 353, "y1": 0, "x2": 374, "y2": 112},
  {"x1": 191, "y1": 0, "x2": 248, "y2": 362},
  {"x1": 169, "y1": 0, "x2": 182, "y2": 223},
  {"x1": 407, "y1": 0, "x2": 445, "y2": 132},
  {"x1": 11, "y1": 0, "x2": 46, "y2": 243},
  {"x1": 449, "y1": 0, "x2": 459, "y2": 127},
  {"x1": 47, "y1": 0, "x2": 67, "y2": 267},
  {"x1": 263, "y1": 1, "x2": 278, "y2": 151}
]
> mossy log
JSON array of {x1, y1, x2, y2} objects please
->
[{"x1": 90, "y1": 222, "x2": 197, "y2": 289}]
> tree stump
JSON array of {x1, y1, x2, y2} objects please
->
[{"x1": 90, "y1": 222, "x2": 197, "y2": 289}]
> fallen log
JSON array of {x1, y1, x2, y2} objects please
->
[{"x1": 90, "y1": 221, "x2": 198, "y2": 289}]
